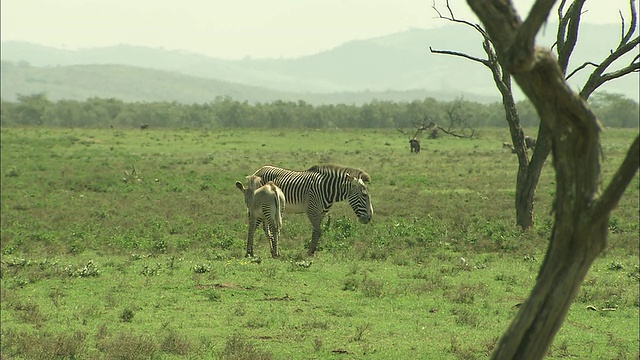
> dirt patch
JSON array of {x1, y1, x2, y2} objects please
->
[
  {"x1": 262, "y1": 294, "x2": 294, "y2": 301},
  {"x1": 195, "y1": 283, "x2": 253, "y2": 290}
]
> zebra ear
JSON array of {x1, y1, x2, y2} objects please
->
[{"x1": 235, "y1": 181, "x2": 246, "y2": 191}]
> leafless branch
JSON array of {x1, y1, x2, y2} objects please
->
[
  {"x1": 556, "y1": 0, "x2": 587, "y2": 74},
  {"x1": 430, "y1": 1, "x2": 503, "y2": 73},
  {"x1": 398, "y1": 116, "x2": 437, "y2": 140},
  {"x1": 619, "y1": 0, "x2": 637, "y2": 45},
  {"x1": 577, "y1": 0, "x2": 639, "y2": 99},
  {"x1": 428, "y1": 46, "x2": 490, "y2": 66},
  {"x1": 580, "y1": 37, "x2": 639, "y2": 98},
  {"x1": 437, "y1": 125, "x2": 476, "y2": 138},
  {"x1": 596, "y1": 60, "x2": 640, "y2": 83},
  {"x1": 566, "y1": 61, "x2": 599, "y2": 79},
  {"x1": 591, "y1": 134, "x2": 639, "y2": 219},
  {"x1": 432, "y1": 0, "x2": 487, "y2": 35}
]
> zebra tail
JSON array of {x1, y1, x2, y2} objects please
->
[{"x1": 273, "y1": 192, "x2": 283, "y2": 232}]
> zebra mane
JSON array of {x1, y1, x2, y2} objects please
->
[{"x1": 307, "y1": 164, "x2": 371, "y2": 183}]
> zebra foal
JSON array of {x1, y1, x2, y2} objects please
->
[{"x1": 236, "y1": 175, "x2": 286, "y2": 258}]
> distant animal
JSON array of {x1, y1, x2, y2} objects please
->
[
  {"x1": 140, "y1": 123, "x2": 149, "y2": 130},
  {"x1": 251, "y1": 164, "x2": 373, "y2": 255},
  {"x1": 236, "y1": 175, "x2": 286, "y2": 258},
  {"x1": 409, "y1": 138, "x2": 421, "y2": 153},
  {"x1": 525, "y1": 136, "x2": 536, "y2": 149},
  {"x1": 503, "y1": 142, "x2": 516, "y2": 153}
]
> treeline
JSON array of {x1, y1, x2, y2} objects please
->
[{"x1": 1, "y1": 92, "x2": 638, "y2": 129}]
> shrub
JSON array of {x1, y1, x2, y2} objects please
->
[
  {"x1": 12, "y1": 301, "x2": 45, "y2": 327},
  {"x1": 219, "y1": 333, "x2": 272, "y2": 360},
  {"x1": 98, "y1": 331, "x2": 158, "y2": 360},
  {"x1": 1, "y1": 329, "x2": 87, "y2": 359},
  {"x1": 160, "y1": 329, "x2": 192, "y2": 356},
  {"x1": 193, "y1": 263, "x2": 212, "y2": 274},
  {"x1": 120, "y1": 307, "x2": 135, "y2": 322}
]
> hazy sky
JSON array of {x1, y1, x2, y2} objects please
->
[{"x1": 1, "y1": 0, "x2": 636, "y2": 59}]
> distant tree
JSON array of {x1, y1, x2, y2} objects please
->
[
  {"x1": 214, "y1": 96, "x2": 251, "y2": 128},
  {"x1": 0, "y1": 92, "x2": 635, "y2": 130},
  {"x1": 590, "y1": 92, "x2": 640, "y2": 127},
  {"x1": 15, "y1": 93, "x2": 51, "y2": 126},
  {"x1": 96, "y1": 98, "x2": 125, "y2": 124},
  {"x1": 48, "y1": 99, "x2": 83, "y2": 127},
  {"x1": 0, "y1": 98, "x2": 18, "y2": 126}
]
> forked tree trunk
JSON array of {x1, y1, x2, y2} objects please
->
[
  {"x1": 515, "y1": 124, "x2": 551, "y2": 229},
  {"x1": 467, "y1": 1, "x2": 640, "y2": 358},
  {"x1": 487, "y1": 45, "x2": 542, "y2": 231}
]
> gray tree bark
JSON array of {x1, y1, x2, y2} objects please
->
[{"x1": 465, "y1": 0, "x2": 640, "y2": 358}]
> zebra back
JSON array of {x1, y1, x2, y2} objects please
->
[
  {"x1": 306, "y1": 164, "x2": 371, "y2": 183},
  {"x1": 252, "y1": 165, "x2": 322, "y2": 205},
  {"x1": 252, "y1": 164, "x2": 370, "y2": 207}
]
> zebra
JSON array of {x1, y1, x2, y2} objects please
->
[
  {"x1": 251, "y1": 164, "x2": 373, "y2": 255},
  {"x1": 235, "y1": 175, "x2": 286, "y2": 258}
]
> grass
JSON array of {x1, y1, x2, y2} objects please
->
[{"x1": 1, "y1": 126, "x2": 638, "y2": 359}]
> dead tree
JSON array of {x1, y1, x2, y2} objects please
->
[
  {"x1": 431, "y1": 0, "x2": 638, "y2": 230},
  {"x1": 430, "y1": 2, "x2": 535, "y2": 228},
  {"x1": 397, "y1": 121, "x2": 427, "y2": 153},
  {"x1": 441, "y1": 96, "x2": 477, "y2": 138},
  {"x1": 465, "y1": 0, "x2": 639, "y2": 359},
  {"x1": 399, "y1": 107, "x2": 476, "y2": 145}
]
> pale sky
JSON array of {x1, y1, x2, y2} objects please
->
[{"x1": 1, "y1": 0, "x2": 636, "y2": 59}]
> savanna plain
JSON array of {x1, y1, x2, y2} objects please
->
[{"x1": 1, "y1": 127, "x2": 638, "y2": 360}]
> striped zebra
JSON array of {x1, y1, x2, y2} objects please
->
[
  {"x1": 252, "y1": 164, "x2": 373, "y2": 255},
  {"x1": 236, "y1": 175, "x2": 286, "y2": 258}
]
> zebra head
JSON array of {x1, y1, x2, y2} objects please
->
[
  {"x1": 345, "y1": 173, "x2": 373, "y2": 224},
  {"x1": 235, "y1": 175, "x2": 263, "y2": 207}
]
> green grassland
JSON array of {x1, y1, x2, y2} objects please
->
[{"x1": 1, "y1": 127, "x2": 638, "y2": 359}]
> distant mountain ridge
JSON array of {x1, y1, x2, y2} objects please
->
[
  {"x1": 2, "y1": 60, "x2": 480, "y2": 105},
  {"x1": 2, "y1": 23, "x2": 638, "y2": 104}
]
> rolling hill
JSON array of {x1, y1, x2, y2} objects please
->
[{"x1": 2, "y1": 23, "x2": 638, "y2": 104}]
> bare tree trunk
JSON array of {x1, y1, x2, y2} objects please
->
[
  {"x1": 515, "y1": 123, "x2": 551, "y2": 229},
  {"x1": 492, "y1": 55, "x2": 548, "y2": 231},
  {"x1": 430, "y1": 6, "x2": 544, "y2": 230},
  {"x1": 466, "y1": 1, "x2": 640, "y2": 358}
]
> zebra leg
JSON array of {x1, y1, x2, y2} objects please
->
[
  {"x1": 263, "y1": 219, "x2": 278, "y2": 258},
  {"x1": 262, "y1": 221, "x2": 269, "y2": 239},
  {"x1": 246, "y1": 218, "x2": 259, "y2": 257},
  {"x1": 308, "y1": 212, "x2": 324, "y2": 255},
  {"x1": 269, "y1": 221, "x2": 280, "y2": 258}
]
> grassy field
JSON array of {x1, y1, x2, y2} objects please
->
[{"x1": 1, "y1": 126, "x2": 638, "y2": 359}]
